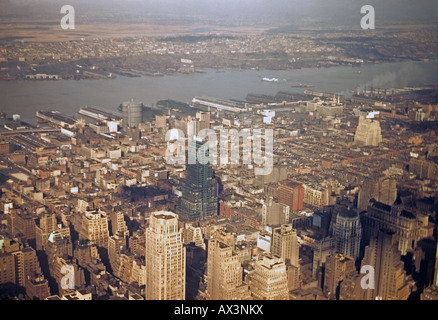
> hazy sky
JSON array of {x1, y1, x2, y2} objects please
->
[{"x1": 2, "y1": 0, "x2": 438, "y2": 27}]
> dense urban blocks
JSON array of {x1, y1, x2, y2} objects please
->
[{"x1": 1, "y1": 1, "x2": 438, "y2": 301}]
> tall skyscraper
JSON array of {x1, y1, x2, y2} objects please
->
[
  {"x1": 145, "y1": 211, "x2": 185, "y2": 300},
  {"x1": 361, "y1": 229, "x2": 410, "y2": 300},
  {"x1": 363, "y1": 198, "x2": 420, "y2": 255},
  {"x1": 250, "y1": 255, "x2": 289, "y2": 300},
  {"x1": 331, "y1": 205, "x2": 362, "y2": 260},
  {"x1": 271, "y1": 224, "x2": 299, "y2": 267},
  {"x1": 122, "y1": 99, "x2": 143, "y2": 130},
  {"x1": 271, "y1": 224, "x2": 301, "y2": 290},
  {"x1": 353, "y1": 115, "x2": 382, "y2": 146},
  {"x1": 323, "y1": 254, "x2": 356, "y2": 299},
  {"x1": 179, "y1": 137, "x2": 218, "y2": 220},
  {"x1": 358, "y1": 174, "x2": 397, "y2": 212},
  {"x1": 205, "y1": 238, "x2": 251, "y2": 300},
  {"x1": 374, "y1": 175, "x2": 397, "y2": 206}
]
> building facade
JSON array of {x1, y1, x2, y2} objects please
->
[
  {"x1": 205, "y1": 238, "x2": 251, "y2": 300},
  {"x1": 250, "y1": 255, "x2": 289, "y2": 300},
  {"x1": 145, "y1": 211, "x2": 186, "y2": 300},
  {"x1": 179, "y1": 138, "x2": 218, "y2": 220}
]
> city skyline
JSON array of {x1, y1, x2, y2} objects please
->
[{"x1": 0, "y1": 1, "x2": 437, "y2": 313}]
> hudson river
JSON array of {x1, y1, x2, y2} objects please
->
[{"x1": 0, "y1": 59, "x2": 437, "y2": 124}]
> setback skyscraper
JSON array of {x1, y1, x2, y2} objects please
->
[
  {"x1": 179, "y1": 137, "x2": 218, "y2": 220},
  {"x1": 145, "y1": 211, "x2": 186, "y2": 300}
]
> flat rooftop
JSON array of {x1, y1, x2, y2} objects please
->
[{"x1": 153, "y1": 211, "x2": 177, "y2": 220}]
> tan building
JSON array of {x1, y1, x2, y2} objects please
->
[
  {"x1": 108, "y1": 231, "x2": 127, "y2": 273},
  {"x1": 195, "y1": 111, "x2": 210, "y2": 134},
  {"x1": 74, "y1": 239, "x2": 100, "y2": 269},
  {"x1": 303, "y1": 184, "x2": 330, "y2": 208},
  {"x1": 339, "y1": 272, "x2": 367, "y2": 300},
  {"x1": 0, "y1": 252, "x2": 15, "y2": 285},
  {"x1": 271, "y1": 224, "x2": 300, "y2": 290},
  {"x1": 353, "y1": 115, "x2": 382, "y2": 146},
  {"x1": 35, "y1": 213, "x2": 58, "y2": 251},
  {"x1": 110, "y1": 211, "x2": 129, "y2": 238},
  {"x1": 155, "y1": 114, "x2": 167, "y2": 131},
  {"x1": 323, "y1": 254, "x2": 356, "y2": 299},
  {"x1": 114, "y1": 252, "x2": 135, "y2": 284},
  {"x1": 361, "y1": 230, "x2": 410, "y2": 300},
  {"x1": 374, "y1": 175, "x2": 397, "y2": 207},
  {"x1": 12, "y1": 246, "x2": 41, "y2": 287},
  {"x1": 11, "y1": 211, "x2": 37, "y2": 242},
  {"x1": 25, "y1": 273, "x2": 50, "y2": 300},
  {"x1": 52, "y1": 257, "x2": 84, "y2": 296},
  {"x1": 250, "y1": 255, "x2": 289, "y2": 300},
  {"x1": 211, "y1": 229, "x2": 236, "y2": 247},
  {"x1": 145, "y1": 211, "x2": 185, "y2": 300},
  {"x1": 358, "y1": 174, "x2": 397, "y2": 211},
  {"x1": 183, "y1": 223, "x2": 205, "y2": 249},
  {"x1": 262, "y1": 198, "x2": 290, "y2": 227},
  {"x1": 364, "y1": 198, "x2": 423, "y2": 255},
  {"x1": 271, "y1": 224, "x2": 299, "y2": 267},
  {"x1": 0, "y1": 236, "x2": 43, "y2": 289},
  {"x1": 80, "y1": 209, "x2": 109, "y2": 248},
  {"x1": 131, "y1": 258, "x2": 146, "y2": 287},
  {"x1": 129, "y1": 230, "x2": 146, "y2": 258},
  {"x1": 205, "y1": 238, "x2": 251, "y2": 300},
  {"x1": 409, "y1": 156, "x2": 438, "y2": 180}
]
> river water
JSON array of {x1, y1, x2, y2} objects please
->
[{"x1": 0, "y1": 59, "x2": 437, "y2": 124}]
